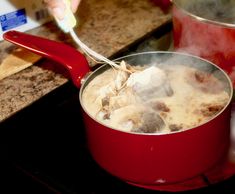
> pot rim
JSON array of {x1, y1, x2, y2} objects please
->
[
  {"x1": 79, "y1": 51, "x2": 233, "y2": 136},
  {"x1": 172, "y1": 0, "x2": 235, "y2": 29}
]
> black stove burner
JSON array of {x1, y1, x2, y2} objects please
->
[{"x1": 1, "y1": 82, "x2": 235, "y2": 194}]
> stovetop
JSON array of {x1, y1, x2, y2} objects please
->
[
  {"x1": 1, "y1": 26, "x2": 235, "y2": 193},
  {"x1": 1, "y1": 81, "x2": 235, "y2": 194}
]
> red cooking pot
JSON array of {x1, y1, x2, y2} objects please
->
[
  {"x1": 172, "y1": 0, "x2": 235, "y2": 87},
  {"x1": 3, "y1": 31, "x2": 233, "y2": 187}
]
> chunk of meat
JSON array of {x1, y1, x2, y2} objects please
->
[
  {"x1": 132, "y1": 112, "x2": 165, "y2": 133},
  {"x1": 197, "y1": 103, "x2": 225, "y2": 117},
  {"x1": 169, "y1": 124, "x2": 183, "y2": 132},
  {"x1": 186, "y1": 70, "x2": 224, "y2": 94},
  {"x1": 102, "y1": 96, "x2": 110, "y2": 107},
  {"x1": 149, "y1": 101, "x2": 170, "y2": 112}
]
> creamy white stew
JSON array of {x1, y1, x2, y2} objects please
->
[{"x1": 82, "y1": 62, "x2": 229, "y2": 133}]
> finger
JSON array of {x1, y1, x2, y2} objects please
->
[
  {"x1": 44, "y1": 0, "x2": 66, "y2": 20},
  {"x1": 71, "y1": 0, "x2": 81, "y2": 13}
]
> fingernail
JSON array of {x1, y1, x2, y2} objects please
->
[{"x1": 52, "y1": 7, "x2": 65, "y2": 20}]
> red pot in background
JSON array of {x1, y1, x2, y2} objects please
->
[
  {"x1": 172, "y1": 0, "x2": 235, "y2": 87},
  {"x1": 3, "y1": 31, "x2": 233, "y2": 187}
]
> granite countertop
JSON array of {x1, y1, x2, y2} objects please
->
[{"x1": 0, "y1": 0, "x2": 171, "y2": 122}]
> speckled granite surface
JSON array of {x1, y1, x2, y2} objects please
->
[{"x1": 0, "y1": 0, "x2": 171, "y2": 122}]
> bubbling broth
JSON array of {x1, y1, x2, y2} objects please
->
[{"x1": 82, "y1": 61, "x2": 230, "y2": 134}]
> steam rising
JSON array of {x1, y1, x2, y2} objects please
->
[
  {"x1": 181, "y1": 0, "x2": 235, "y2": 24},
  {"x1": 82, "y1": 52, "x2": 231, "y2": 134},
  {"x1": 173, "y1": 0, "x2": 235, "y2": 83}
]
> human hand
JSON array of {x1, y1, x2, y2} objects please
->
[{"x1": 44, "y1": 0, "x2": 81, "y2": 20}]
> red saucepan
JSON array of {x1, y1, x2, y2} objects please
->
[
  {"x1": 3, "y1": 31, "x2": 233, "y2": 188},
  {"x1": 172, "y1": 0, "x2": 235, "y2": 87}
]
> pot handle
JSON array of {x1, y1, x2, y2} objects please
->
[{"x1": 3, "y1": 30, "x2": 90, "y2": 88}]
